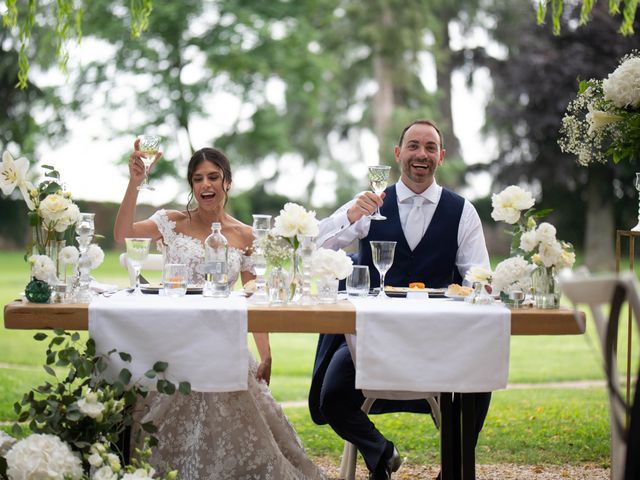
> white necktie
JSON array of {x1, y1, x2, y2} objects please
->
[{"x1": 405, "y1": 196, "x2": 426, "y2": 250}]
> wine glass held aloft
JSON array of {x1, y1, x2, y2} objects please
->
[
  {"x1": 370, "y1": 240, "x2": 396, "y2": 299},
  {"x1": 632, "y1": 172, "x2": 640, "y2": 232},
  {"x1": 125, "y1": 237, "x2": 151, "y2": 295},
  {"x1": 136, "y1": 134, "x2": 162, "y2": 192},
  {"x1": 368, "y1": 165, "x2": 391, "y2": 220}
]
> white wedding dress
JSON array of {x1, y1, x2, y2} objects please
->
[{"x1": 133, "y1": 210, "x2": 325, "y2": 480}]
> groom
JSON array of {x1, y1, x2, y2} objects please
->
[{"x1": 309, "y1": 119, "x2": 492, "y2": 480}]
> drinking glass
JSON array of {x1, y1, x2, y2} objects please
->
[
  {"x1": 370, "y1": 240, "x2": 396, "y2": 299},
  {"x1": 250, "y1": 214, "x2": 272, "y2": 304},
  {"x1": 346, "y1": 265, "x2": 370, "y2": 297},
  {"x1": 125, "y1": 238, "x2": 151, "y2": 295},
  {"x1": 368, "y1": 165, "x2": 391, "y2": 220},
  {"x1": 137, "y1": 134, "x2": 161, "y2": 191},
  {"x1": 632, "y1": 173, "x2": 640, "y2": 231},
  {"x1": 163, "y1": 263, "x2": 188, "y2": 297}
]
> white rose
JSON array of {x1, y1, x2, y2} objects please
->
[
  {"x1": 465, "y1": 266, "x2": 492, "y2": 284},
  {"x1": 538, "y1": 240, "x2": 563, "y2": 268},
  {"x1": 57, "y1": 202, "x2": 81, "y2": 233},
  {"x1": 603, "y1": 56, "x2": 640, "y2": 108},
  {"x1": 557, "y1": 248, "x2": 576, "y2": 269},
  {"x1": 519, "y1": 229, "x2": 538, "y2": 252},
  {"x1": 535, "y1": 222, "x2": 557, "y2": 245},
  {"x1": 490, "y1": 186, "x2": 535, "y2": 224},
  {"x1": 29, "y1": 254, "x2": 56, "y2": 282},
  {"x1": 0, "y1": 430, "x2": 16, "y2": 456},
  {"x1": 59, "y1": 246, "x2": 80, "y2": 265},
  {"x1": 121, "y1": 468, "x2": 154, "y2": 480},
  {"x1": 92, "y1": 466, "x2": 118, "y2": 480},
  {"x1": 77, "y1": 391, "x2": 106, "y2": 420},
  {"x1": 6, "y1": 433, "x2": 83, "y2": 480},
  {"x1": 39, "y1": 193, "x2": 73, "y2": 227},
  {"x1": 86, "y1": 244, "x2": 105, "y2": 269},
  {"x1": 88, "y1": 453, "x2": 104, "y2": 468},
  {"x1": 106, "y1": 453, "x2": 121, "y2": 472}
]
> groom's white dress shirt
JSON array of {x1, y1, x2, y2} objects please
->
[{"x1": 316, "y1": 179, "x2": 490, "y2": 282}]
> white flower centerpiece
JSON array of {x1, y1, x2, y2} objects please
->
[
  {"x1": 0, "y1": 150, "x2": 104, "y2": 303},
  {"x1": 464, "y1": 266, "x2": 495, "y2": 305},
  {"x1": 311, "y1": 248, "x2": 354, "y2": 304},
  {"x1": 491, "y1": 185, "x2": 576, "y2": 308},
  {"x1": 270, "y1": 202, "x2": 320, "y2": 303},
  {"x1": 0, "y1": 330, "x2": 187, "y2": 480}
]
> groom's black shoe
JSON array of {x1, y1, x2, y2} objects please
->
[{"x1": 368, "y1": 445, "x2": 402, "y2": 480}]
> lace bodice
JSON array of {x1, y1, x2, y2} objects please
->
[{"x1": 150, "y1": 209, "x2": 254, "y2": 286}]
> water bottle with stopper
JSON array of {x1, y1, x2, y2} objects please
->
[{"x1": 203, "y1": 222, "x2": 230, "y2": 297}]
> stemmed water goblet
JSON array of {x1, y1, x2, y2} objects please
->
[
  {"x1": 125, "y1": 238, "x2": 151, "y2": 295},
  {"x1": 370, "y1": 240, "x2": 396, "y2": 299},
  {"x1": 368, "y1": 165, "x2": 391, "y2": 220},
  {"x1": 250, "y1": 214, "x2": 272, "y2": 304},
  {"x1": 632, "y1": 173, "x2": 640, "y2": 232},
  {"x1": 137, "y1": 134, "x2": 161, "y2": 191}
]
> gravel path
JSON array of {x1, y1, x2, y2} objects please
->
[{"x1": 314, "y1": 459, "x2": 611, "y2": 479}]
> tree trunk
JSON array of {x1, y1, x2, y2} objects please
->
[
  {"x1": 372, "y1": 6, "x2": 395, "y2": 162},
  {"x1": 584, "y1": 167, "x2": 615, "y2": 270}
]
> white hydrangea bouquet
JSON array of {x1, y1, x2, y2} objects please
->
[
  {"x1": 559, "y1": 52, "x2": 640, "y2": 165},
  {"x1": 0, "y1": 330, "x2": 188, "y2": 480}
]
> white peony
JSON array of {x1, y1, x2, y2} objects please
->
[
  {"x1": 0, "y1": 150, "x2": 35, "y2": 210},
  {"x1": 557, "y1": 247, "x2": 576, "y2": 269},
  {"x1": 519, "y1": 229, "x2": 539, "y2": 252},
  {"x1": 311, "y1": 248, "x2": 354, "y2": 280},
  {"x1": 273, "y1": 202, "x2": 319, "y2": 238},
  {"x1": 535, "y1": 222, "x2": 557, "y2": 245},
  {"x1": 490, "y1": 186, "x2": 535, "y2": 225},
  {"x1": 59, "y1": 245, "x2": 80, "y2": 265},
  {"x1": 0, "y1": 430, "x2": 17, "y2": 456},
  {"x1": 465, "y1": 266, "x2": 492, "y2": 284},
  {"x1": 86, "y1": 244, "x2": 105, "y2": 269},
  {"x1": 29, "y1": 255, "x2": 56, "y2": 282},
  {"x1": 92, "y1": 466, "x2": 118, "y2": 480},
  {"x1": 77, "y1": 391, "x2": 106, "y2": 420},
  {"x1": 537, "y1": 240, "x2": 564, "y2": 268},
  {"x1": 491, "y1": 256, "x2": 532, "y2": 293},
  {"x1": 5, "y1": 433, "x2": 83, "y2": 480},
  {"x1": 39, "y1": 193, "x2": 79, "y2": 233},
  {"x1": 603, "y1": 56, "x2": 640, "y2": 108}
]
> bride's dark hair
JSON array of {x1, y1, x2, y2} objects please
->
[{"x1": 186, "y1": 148, "x2": 233, "y2": 216}]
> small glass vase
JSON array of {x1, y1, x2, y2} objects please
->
[
  {"x1": 317, "y1": 276, "x2": 339, "y2": 304},
  {"x1": 531, "y1": 266, "x2": 560, "y2": 309},
  {"x1": 289, "y1": 249, "x2": 303, "y2": 303},
  {"x1": 267, "y1": 265, "x2": 291, "y2": 305}
]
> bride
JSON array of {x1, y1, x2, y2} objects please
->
[{"x1": 114, "y1": 143, "x2": 325, "y2": 480}]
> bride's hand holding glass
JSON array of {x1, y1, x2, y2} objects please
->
[{"x1": 129, "y1": 135, "x2": 162, "y2": 191}]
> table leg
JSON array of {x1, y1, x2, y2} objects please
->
[
  {"x1": 440, "y1": 393, "x2": 463, "y2": 480},
  {"x1": 461, "y1": 393, "x2": 476, "y2": 480}
]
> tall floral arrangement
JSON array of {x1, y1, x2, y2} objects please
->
[
  {"x1": 559, "y1": 52, "x2": 640, "y2": 165},
  {"x1": 0, "y1": 330, "x2": 187, "y2": 480}
]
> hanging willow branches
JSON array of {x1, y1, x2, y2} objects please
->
[
  {"x1": 537, "y1": 0, "x2": 639, "y2": 35},
  {"x1": 2, "y1": 0, "x2": 153, "y2": 89}
]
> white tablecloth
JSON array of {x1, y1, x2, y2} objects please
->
[
  {"x1": 88, "y1": 292, "x2": 249, "y2": 392},
  {"x1": 351, "y1": 297, "x2": 511, "y2": 393}
]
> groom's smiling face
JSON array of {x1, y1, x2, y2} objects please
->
[{"x1": 394, "y1": 123, "x2": 445, "y2": 193}]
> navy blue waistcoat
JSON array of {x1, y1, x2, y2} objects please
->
[{"x1": 358, "y1": 185, "x2": 464, "y2": 288}]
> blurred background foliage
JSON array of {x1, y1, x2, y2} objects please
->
[{"x1": 2, "y1": 0, "x2": 640, "y2": 268}]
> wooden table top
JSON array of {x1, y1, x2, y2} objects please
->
[{"x1": 4, "y1": 300, "x2": 586, "y2": 335}]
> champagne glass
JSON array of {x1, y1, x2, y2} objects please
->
[
  {"x1": 137, "y1": 134, "x2": 161, "y2": 191},
  {"x1": 370, "y1": 240, "x2": 396, "y2": 299},
  {"x1": 632, "y1": 173, "x2": 640, "y2": 231},
  {"x1": 125, "y1": 238, "x2": 151, "y2": 295},
  {"x1": 250, "y1": 214, "x2": 272, "y2": 304},
  {"x1": 368, "y1": 165, "x2": 391, "y2": 220}
]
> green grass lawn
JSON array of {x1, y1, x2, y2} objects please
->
[{"x1": 0, "y1": 249, "x2": 629, "y2": 467}]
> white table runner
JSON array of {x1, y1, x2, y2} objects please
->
[
  {"x1": 89, "y1": 292, "x2": 249, "y2": 392},
  {"x1": 351, "y1": 297, "x2": 511, "y2": 393}
]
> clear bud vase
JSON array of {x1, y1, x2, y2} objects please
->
[
  {"x1": 531, "y1": 266, "x2": 560, "y2": 309},
  {"x1": 289, "y1": 250, "x2": 303, "y2": 303},
  {"x1": 267, "y1": 265, "x2": 290, "y2": 305}
]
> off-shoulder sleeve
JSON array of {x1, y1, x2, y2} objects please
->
[
  {"x1": 149, "y1": 209, "x2": 176, "y2": 244},
  {"x1": 241, "y1": 254, "x2": 256, "y2": 275}
]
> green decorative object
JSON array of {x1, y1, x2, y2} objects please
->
[{"x1": 25, "y1": 278, "x2": 51, "y2": 303}]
